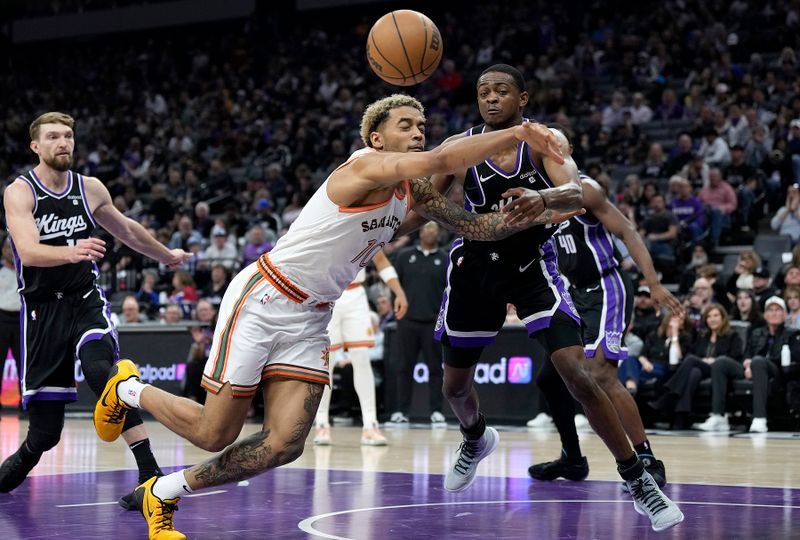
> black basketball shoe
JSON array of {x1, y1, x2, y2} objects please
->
[
  {"x1": 0, "y1": 447, "x2": 41, "y2": 493},
  {"x1": 119, "y1": 468, "x2": 164, "y2": 511},
  {"x1": 528, "y1": 455, "x2": 589, "y2": 481}
]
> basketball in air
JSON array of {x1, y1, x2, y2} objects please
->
[{"x1": 366, "y1": 10, "x2": 443, "y2": 86}]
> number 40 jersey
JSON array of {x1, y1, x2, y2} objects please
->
[{"x1": 554, "y1": 175, "x2": 622, "y2": 289}]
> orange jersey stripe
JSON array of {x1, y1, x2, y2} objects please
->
[{"x1": 218, "y1": 274, "x2": 266, "y2": 381}]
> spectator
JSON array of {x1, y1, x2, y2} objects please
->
[
  {"x1": 789, "y1": 119, "x2": 800, "y2": 183},
  {"x1": 698, "y1": 168, "x2": 737, "y2": 247},
  {"x1": 201, "y1": 264, "x2": 230, "y2": 306},
  {"x1": 162, "y1": 303, "x2": 184, "y2": 325},
  {"x1": 724, "y1": 250, "x2": 761, "y2": 297},
  {"x1": 619, "y1": 312, "x2": 693, "y2": 395},
  {"x1": 241, "y1": 226, "x2": 273, "y2": 268},
  {"x1": 629, "y1": 92, "x2": 653, "y2": 124},
  {"x1": 654, "y1": 88, "x2": 685, "y2": 121},
  {"x1": 752, "y1": 266, "x2": 778, "y2": 311},
  {"x1": 281, "y1": 193, "x2": 308, "y2": 227},
  {"x1": 252, "y1": 198, "x2": 282, "y2": 236},
  {"x1": 183, "y1": 300, "x2": 217, "y2": 404},
  {"x1": 204, "y1": 226, "x2": 238, "y2": 270},
  {"x1": 136, "y1": 269, "x2": 161, "y2": 318},
  {"x1": 664, "y1": 133, "x2": 695, "y2": 177},
  {"x1": 770, "y1": 183, "x2": 800, "y2": 244},
  {"x1": 785, "y1": 285, "x2": 800, "y2": 329},
  {"x1": 374, "y1": 293, "x2": 396, "y2": 329},
  {"x1": 602, "y1": 91, "x2": 627, "y2": 131},
  {"x1": 0, "y1": 237, "x2": 21, "y2": 400},
  {"x1": 668, "y1": 176, "x2": 705, "y2": 244},
  {"x1": 724, "y1": 145, "x2": 757, "y2": 189},
  {"x1": 697, "y1": 296, "x2": 799, "y2": 433},
  {"x1": 169, "y1": 216, "x2": 203, "y2": 251},
  {"x1": 686, "y1": 277, "x2": 714, "y2": 330},
  {"x1": 194, "y1": 202, "x2": 215, "y2": 238},
  {"x1": 680, "y1": 153, "x2": 710, "y2": 190},
  {"x1": 640, "y1": 143, "x2": 666, "y2": 179},
  {"x1": 698, "y1": 128, "x2": 732, "y2": 169},
  {"x1": 169, "y1": 270, "x2": 198, "y2": 318},
  {"x1": 118, "y1": 295, "x2": 149, "y2": 325},
  {"x1": 639, "y1": 194, "x2": 678, "y2": 269},
  {"x1": 630, "y1": 286, "x2": 663, "y2": 341},
  {"x1": 731, "y1": 289, "x2": 766, "y2": 332},
  {"x1": 651, "y1": 304, "x2": 743, "y2": 429}
]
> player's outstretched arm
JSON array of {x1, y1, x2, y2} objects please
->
[
  {"x1": 85, "y1": 177, "x2": 192, "y2": 268},
  {"x1": 409, "y1": 178, "x2": 582, "y2": 241},
  {"x1": 583, "y1": 178, "x2": 682, "y2": 316},
  {"x1": 349, "y1": 123, "x2": 564, "y2": 189}
]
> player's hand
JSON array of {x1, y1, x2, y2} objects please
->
[
  {"x1": 68, "y1": 238, "x2": 106, "y2": 263},
  {"x1": 513, "y1": 123, "x2": 565, "y2": 165},
  {"x1": 500, "y1": 187, "x2": 544, "y2": 223},
  {"x1": 393, "y1": 291, "x2": 409, "y2": 320},
  {"x1": 163, "y1": 248, "x2": 193, "y2": 269},
  {"x1": 649, "y1": 283, "x2": 683, "y2": 317}
]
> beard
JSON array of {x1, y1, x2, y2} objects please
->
[{"x1": 43, "y1": 153, "x2": 73, "y2": 172}]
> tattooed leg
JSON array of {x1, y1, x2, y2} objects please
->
[
  {"x1": 185, "y1": 378, "x2": 324, "y2": 490},
  {"x1": 138, "y1": 379, "x2": 253, "y2": 452}
]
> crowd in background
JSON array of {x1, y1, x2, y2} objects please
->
[{"x1": 1, "y1": 0, "x2": 800, "y2": 425}]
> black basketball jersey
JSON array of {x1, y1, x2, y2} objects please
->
[
  {"x1": 9, "y1": 170, "x2": 97, "y2": 300},
  {"x1": 461, "y1": 120, "x2": 559, "y2": 264},
  {"x1": 555, "y1": 174, "x2": 621, "y2": 288}
]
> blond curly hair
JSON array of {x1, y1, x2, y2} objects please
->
[{"x1": 360, "y1": 94, "x2": 425, "y2": 147}]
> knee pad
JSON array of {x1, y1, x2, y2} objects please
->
[{"x1": 78, "y1": 334, "x2": 118, "y2": 397}]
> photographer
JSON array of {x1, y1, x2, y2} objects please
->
[{"x1": 770, "y1": 183, "x2": 800, "y2": 244}]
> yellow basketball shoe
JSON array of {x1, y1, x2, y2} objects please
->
[
  {"x1": 133, "y1": 477, "x2": 186, "y2": 540},
  {"x1": 93, "y1": 359, "x2": 140, "y2": 442}
]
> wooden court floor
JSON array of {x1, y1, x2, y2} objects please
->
[{"x1": 0, "y1": 414, "x2": 798, "y2": 539}]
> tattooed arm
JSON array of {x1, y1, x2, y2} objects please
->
[{"x1": 409, "y1": 178, "x2": 582, "y2": 241}]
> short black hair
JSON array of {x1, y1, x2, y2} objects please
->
[{"x1": 479, "y1": 64, "x2": 526, "y2": 91}]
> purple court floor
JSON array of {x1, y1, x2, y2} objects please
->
[{"x1": 0, "y1": 467, "x2": 798, "y2": 539}]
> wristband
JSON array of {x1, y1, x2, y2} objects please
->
[{"x1": 379, "y1": 266, "x2": 398, "y2": 283}]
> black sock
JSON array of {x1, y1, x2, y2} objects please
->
[
  {"x1": 461, "y1": 413, "x2": 486, "y2": 441},
  {"x1": 129, "y1": 439, "x2": 162, "y2": 483},
  {"x1": 561, "y1": 446, "x2": 583, "y2": 463},
  {"x1": 616, "y1": 453, "x2": 644, "y2": 481},
  {"x1": 634, "y1": 440, "x2": 656, "y2": 460}
]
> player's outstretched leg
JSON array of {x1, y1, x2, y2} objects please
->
[{"x1": 131, "y1": 378, "x2": 322, "y2": 539}]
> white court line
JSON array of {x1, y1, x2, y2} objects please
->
[
  {"x1": 56, "y1": 489, "x2": 227, "y2": 508},
  {"x1": 297, "y1": 499, "x2": 800, "y2": 540}
]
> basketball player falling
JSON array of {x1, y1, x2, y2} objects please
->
[
  {"x1": 398, "y1": 65, "x2": 683, "y2": 531},
  {"x1": 0, "y1": 112, "x2": 191, "y2": 500},
  {"x1": 94, "y1": 94, "x2": 580, "y2": 539}
]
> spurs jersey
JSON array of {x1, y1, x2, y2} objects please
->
[
  {"x1": 555, "y1": 174, "x2": 622, "y2": 288},
  {"x1": 264, "y1": 148, "x2": 411, "y2": 303},
  {"x1": 462, "y1": 120, "x2": 558, "y2": 264},
  {"x1": 9, "y1": 170, "x2": 97, "y2": 300}
]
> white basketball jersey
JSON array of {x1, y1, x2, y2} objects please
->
[{"x1": 266, "y1": 148, "x2": 412, "y2": 303}]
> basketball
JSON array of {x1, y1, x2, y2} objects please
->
[{"x1": 366, "y1": 10, "x2": 443, "y2": 86}]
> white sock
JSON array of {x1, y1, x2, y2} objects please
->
[
  {"x1": 152, "y1": 470, "x2": 193, "y2": 500},
  {"x1": 314, "y1": 360, "x2": 335, "y2": 427},
  {"x1": 350, "y1": 348, "x2": 378, "y2": 429},
  {"x1": 118, "y1": 378, "x2": 148, "y2": 408}
]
